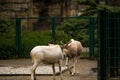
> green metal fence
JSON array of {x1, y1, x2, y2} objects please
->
[
  {"x1": 98, "y1": 9, "x2": 120, "y2": 80},
  {"x1": 15, "y1": 16, "x2": 95, "y2": 58}
]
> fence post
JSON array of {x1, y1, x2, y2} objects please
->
[
  {"x1": 51, "y1": 17, "x2": 56, "y2": 43},
  {"x1": 15, "y1": 18, "x2": 21, "y2": 57},
  {"x1": 89, "y1": 17, "x2": 94, "y2": 58},
  {"x1": 98, "y1": 9, "x2": 108, "y2": 80}
]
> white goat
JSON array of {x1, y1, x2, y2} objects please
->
[
  {"x1": 62, "y1": 39, "x2": 83, "y2": 75},
  {"x1": 30, "y1": 45, "x2": 63, "y2": 80}
]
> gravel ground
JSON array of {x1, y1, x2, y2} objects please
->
[
  {"x1": 0, "y1": 66, "x2": 67, "y2": 75},
  {"x1": 0, "y1": 59, "x2": 97, "y2": 80}
]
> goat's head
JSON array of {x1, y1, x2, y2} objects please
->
[{"x1": 60, "y1": 40, "x2": 72, "y2": 57}]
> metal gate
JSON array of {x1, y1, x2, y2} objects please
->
[{"x1": 98, "y1": 9, "x2": 120, "y2": 80}]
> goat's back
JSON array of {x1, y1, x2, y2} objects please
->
[
  {"x1": 30, "y1": 45, "x2": 63, "y2": 64},
  {"x1": 68, "y1": 40, "x2": 83, "y2": 56}
]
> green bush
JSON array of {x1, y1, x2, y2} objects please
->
[
  {"x1": 20, "y1": 31, "x2": 51, "y2": 58},
  {"x1": 0, "y1": 33, "x2": 16, "y2": 59},
  {"x1": 0, "y1": 19, "x2": 16, "y2": 59},
  {"x1": 0, "y1": 31, "x2": 70, "y2": 59},
  {"x1": 0, "y1": 19, "x2": 15, "y2": 33},
  {"x1": 57, "y1": 18, "x2": 90, "y2": 47},
  {"x1": 20, "y1": 31, "x2": 70, "y2": 58}
]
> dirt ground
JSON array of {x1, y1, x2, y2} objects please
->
[{"x1": 0, "y1": 58, "x2": 97, "y2": 80}]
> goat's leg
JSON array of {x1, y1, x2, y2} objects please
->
[
  {"x1": 31, "y1": 62, "x2": 39, "y2": 80},
  {"x1": 71, "y1": 58, "x2": 76, "y2": 76},
  {"x1": 52, "y1": 64, "x2": 56, "y2": 80},
  {"x1": 75, "y1": 57, "x2": 79, "y2": 75},
  {"x1": 58, "y1": 60, "x2": 63, "y2": 80},
  {"x1": 71, "y1": 57, "x2": 78, "y2": 76},
  {"x1": 66, "y1": 57, "x2": 72, "y2": 74}
]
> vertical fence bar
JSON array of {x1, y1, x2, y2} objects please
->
[
  {"x1": 98, "y1": 9, "x2": 120, "y2": 80},
  {"x1": 107, "y1": 10, "x2": 110, "y2": 79},
  {"x1": 117, "y1": 13, "x2": 120, "y2": 77},
  {"x1": 118, "y1": 13, "x2": 120, "y2": 77},
  {"x1": 15, "y1": 18, "x2": 21, "y2": 57},
  {"x1": 98, "y1": 9, "x2": 108, "y2": 80},
  {"x1": 89, "y1": 17, "x2": 94, "y2": 58},
  {"x1": 51, "y1": 17, "x2": 56, "y2": 43},
  {"x1": 105, "y1": 10, "x2": 109, "y2": 80},
  {"x1": 98, "y1": 10, "x2": 100, "y2": 80}
]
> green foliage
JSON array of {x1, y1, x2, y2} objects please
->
[
  {"x1": 20, "y1": 31, "x2": 51, "y2": 58},
  {"x1": 55, "y1": 30, "x2": 71, "y2": 44},
  {"x1": 0, "y1": 19, "x2": 16, "y2": 59},
  {"x1": 57, "y1": 18, "x2": 90, "y2": 47},
  {"x1": 20, "y1": 30, "x2": 70, "y2": 58},
  {"x1": 73, "y1": 0, "x2": 97, "y2": 7},
  {"x1": 0, "y1": 32, "x2": 16, "y2": 59},
  {"x1": 0, "y1": 19, "x2": 15, "y2": 33},
  {"x1": 0, "y1": 31, "x2": 70, "y2": 59},
  {"x1": 75, "y1": 0, "x2": 120, "y2": 16},
  {"x1": 97, "y1": 5, "x2": 120, "y2": 12}
]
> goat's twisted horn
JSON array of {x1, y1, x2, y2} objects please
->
[
  {"x1": 60, "y1": 40, "x2": 71, "y2": 46},
  {"x1": 66, "y1": 40, "x2": 72, "y2": 45},
  {"x1": 60, "y1": 41, "x2": 64, "y2": 45}
]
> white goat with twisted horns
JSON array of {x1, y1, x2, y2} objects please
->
[
  {"x1": 61, "y1": 39, "x2": 83, "y2": 75},
  {"x1": 30, "y1": 44, "x2": 63, "y2": 80}
]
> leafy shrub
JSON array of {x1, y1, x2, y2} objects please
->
[
  {"x1": 20, "y1": 30, "x2": 70, "y2": 58},
  {"x1": 0, "y1": 33, "x2": 17, "y2": 59},
  {"x1": 0, "y1": 19, "x2": 15, "y2": 33},
  {"x1": 0, "y1": 31, "x2": 70, "y2": 59},
  {"x1": 0, "y1": 19, "x2": 16, "y2": 59},
  {"x1": 57, "y1": 18, "x2": 90, "y2": 47}
]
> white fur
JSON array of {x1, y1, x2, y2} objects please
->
[
  {"x1": 30, "y1": 45, "x2": 63, "y2": 80},
  {"x1": 63, "y1": 39, "x2": 83, "y2": 75}
]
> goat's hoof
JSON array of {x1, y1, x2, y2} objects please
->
[
  {"x1": 71, "y1": 72, "x2": 75, "y2": 76},
  {"x1": 61, "y1": 78, "x2": 63, "y2": 80},
  {"x1": 69, "y1": 71, "x2": 72, "y2": 75},
  {"x1": 75, "y1": 71, "x2": 79, "y2": 75},
  {"x1": 71, "y1": 72, "x2": 79, "y2": 76}
]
